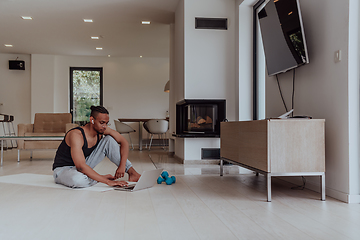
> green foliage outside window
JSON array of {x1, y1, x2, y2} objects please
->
[{"x1": 72, "y1": 70, "x2": 100, "y2": 124}]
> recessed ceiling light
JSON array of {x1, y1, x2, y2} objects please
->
[
  {"x1": 140, "y1": 56, "x2": 143, "y2": 58},
  {"x1": 21, "y1": 16, "x2": 33, "y2": 20},
  {"x1": 4, "y1": 44, "x2": 13, "y2": 47},
  {"x1": 141, "y1": 21, "x2": 151, "y2": 25},
  {"x1": 96, "y1": 47, "x2": 103, "y2": 50},
  {"x1": 108, "y1": 55, "x2": 111, "y2": 57},
  {"x1": 91, "y1": 36, "x2": 99, "y2": 40},
  {"x1": 84, "y1": 19, "x2": 93, "y2": 23}
]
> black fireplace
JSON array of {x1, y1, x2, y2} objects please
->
[{"x1": 175, "y1": 99, "x2": 226, "y2": 138}]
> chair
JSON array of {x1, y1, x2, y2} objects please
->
[
  {"x1": 143, "y1": 119, "x2": 169, "y2": 150},
  {"x1": 114, "y1": 120, "x2": 136, "y2": 150}
]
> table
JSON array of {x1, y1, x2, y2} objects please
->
[
  {"x1": 0, "y1": 136, "x2": 64, "y2": 166},
  {"x1": 118, "y1": 118, "x2": 168, "y2": 151},
  {"x1": 220, "y1": 119, "x2": 326, "y2": 202}
]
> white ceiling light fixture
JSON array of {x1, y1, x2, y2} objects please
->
[
  {"x1": 21, "y1": 16, "x2": 33, "y2": 20},
  {"x1": 140, "y1": 55, "x2": 143, "y2": 58},
  {"x1": 83, "y1": 19, "x2": 93, "y2": 23},
  {"x1": 108, "y1": 55, "x2": 111, "y2": 57},
  {"x1": 141, "y1": 21, "x2": 151, "y2": 25},
  {"x1": 4, "y1": 44, "x2": 13, "y2": 47},
  {"x1": 91, "y1": 36, "x2": 99, "y2": 39},
  {"x1": 96, "y1": 47, "x2": 103, "y2": 50}
]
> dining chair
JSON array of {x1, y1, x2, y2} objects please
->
[
  {"x1": 114, "y1": 120, "x2": 136, "y2": 150},
  {"x1": 143, "y1": 119, "x2": 169, "y2": 150}
]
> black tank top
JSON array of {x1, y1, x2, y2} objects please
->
[{"x1": 52, "y1": 127, "x2": 100, "y2": 170}]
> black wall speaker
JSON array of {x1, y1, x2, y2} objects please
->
[
  {"x1": 195, "y1": 17, "x2": 228, "y2": 30},
  {"x1": 9, "y1": 60, "x2": 25, "y2": 70}
]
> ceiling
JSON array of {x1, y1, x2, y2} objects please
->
[{"x1": 0, "y1": 0, "x2": 179, "y2": 57}]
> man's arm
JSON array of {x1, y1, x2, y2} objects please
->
[
  {"x1": 103, "y1": 127, "x2": 130, "y2": 179},
  {"x1": 67, "y1": 130, "x2": 127, "y2": 187}
]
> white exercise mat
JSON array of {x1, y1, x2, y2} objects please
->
[{"x1": 0, "y1": 173, "x2": 113, "y2": 192}]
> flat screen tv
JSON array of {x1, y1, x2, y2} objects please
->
[{"x1": 257, "y1": 0, "x2": 309, "y2": 76}]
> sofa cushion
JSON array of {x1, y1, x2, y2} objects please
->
[{"x1": 33, "y1": 113, "x2": 72, "y2": 133}]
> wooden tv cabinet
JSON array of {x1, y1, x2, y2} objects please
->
[{"x1": 220, "y1": 119, "x2": 325, "y2": 202}]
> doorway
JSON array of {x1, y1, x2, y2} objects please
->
[{"x1": 70, "y1": 67, "x2": 103, "y2": 125}]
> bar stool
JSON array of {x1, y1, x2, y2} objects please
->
[
  {"x1": 0, "y1": 114, "x2": 9, "y2": 150},
  {"x1": 0, "y1": 114, "x2": 17, "y2": 149}
]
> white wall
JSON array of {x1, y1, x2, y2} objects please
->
[
  {"x1": 236, "y1": 0, "x2": 254, "y2": 121},
  {"x1": 31, "y1": 54, "x2": 170, "y2": 145},
  {"x1": 347, "y1": 0, "x2": 360, "y2": 203},
  {"x1": 174, "y1": 0, "x2": 185, "y2": 104},
  {"x1": 172, "y1": 0, "x2": 237, "y2": 162},
  {"x1": 262, "y1": 0, "x2": 360, "y2": 202},
  {"x1": 0, "y1": 53, "x2": 31, "y2": 133},
  {"x1": 236, "y1": 0, "x2": 360, "y2": 202},
  {"x1": 31, "y1": 54, "x2": 56, "y2": 119},
  {"x1": 184, "y1": 0, "x2": 236, "y2": 121}
]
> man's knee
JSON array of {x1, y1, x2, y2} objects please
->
[
  {"x1": 102, "y1": 135, "x2": 118, "y2": 146},
  {"x1": 103, "y1": 135, "x2": 116, "y2": 142},
  {"x1": 70, "y1": 174, "x2": 94, "y2": 188},
  {"x1": 54, "y1": 167, "x2": 96, "y2": 188}
]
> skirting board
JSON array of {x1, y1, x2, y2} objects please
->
[
  {"x1": 0, "y1": 173, "x2": 113, "y2": 192},
  {"x1": 347, "y1": 194, "x2": 360, "y2": 203},
  {"x1": 278, "y1": 176, "x2": 356, "y2": 203}
]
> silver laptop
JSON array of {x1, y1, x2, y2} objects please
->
[{"x1": 113, "y1": 168, "x2": 163, "y2": 192}]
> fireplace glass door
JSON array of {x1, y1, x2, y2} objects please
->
[{"x1": 185, "y1": 104, "x2": 217, "y2": 134}]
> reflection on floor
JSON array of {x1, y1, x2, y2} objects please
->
[
  {"x1": 0, "y1": 148, "x2": 358, "y2": 240},
  {"x1": 148, "y1": 151, "x2": 242, "y2": 176}
]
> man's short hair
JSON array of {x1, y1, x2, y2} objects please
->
[{"x1": 90, "y1": 105, "x2": 109, "y2": 118}]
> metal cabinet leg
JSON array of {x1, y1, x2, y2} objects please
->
[
  {"x1": 1, "y1": 139, "x2": 3, "y2": 166},
  {"x1": 267, "y1": 174, "x2": 271, "y2": 202},
  {"x1": 220, "y1": 159, "x2": 224, "y2": 176},
  {"x1": 18, "y1": 149, "x2": 20, "y2": 162},
  {"x1": 321, "y1": 173, "x2": 326, "y2": 201},
  {"x1": 139, "y1": 121, "x2": 143, "y2": 151}
]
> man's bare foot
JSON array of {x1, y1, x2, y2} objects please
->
[{"x1": 128, "y1": 167, "x2": 141, "y2": 182}]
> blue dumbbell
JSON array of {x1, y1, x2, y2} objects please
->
[
  {"x1": 158, "y1": 171, "x2": 176, "y2": 185},
  {"x1": 157, "y1": 176, "x2": 165, "y2": 184},
  {"x1": 164, "y1": 175, "x2": 177, "y2": 185},
  {"x1": 165, "y1": 176, "x2": 173, "y2": 185},
  {"x1": 161, "y1": 171, "x2": 169, "y2": 179}
]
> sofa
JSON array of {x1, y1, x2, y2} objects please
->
[{"x1": 17, "y1": 113, "x2": 77, "y2": 160}]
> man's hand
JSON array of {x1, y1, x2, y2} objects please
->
[
  {"x1": 114, "y1": 166, "x2": 126, "y2": 179},
  {"x1": 106, "y1": 180, "x2": 128, "y2": 187},
  {"x1": 103, "y1": 174, "x2": 128, "y2": 187},
  {"x1": 102, "y1": 174, "x2": 115, "y2": 180}
]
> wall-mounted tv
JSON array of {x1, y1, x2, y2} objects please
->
[{"x1": 257, "y1": 0, "x2": 309, "y2": 76}]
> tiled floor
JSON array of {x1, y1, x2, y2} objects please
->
[{"x1": 0, "y1": 148, "x2": 359, "y2": 240}]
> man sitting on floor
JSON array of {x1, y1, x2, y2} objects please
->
[{"x1": 52, "y1": 105, "x2": 141, "y2": 188}]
